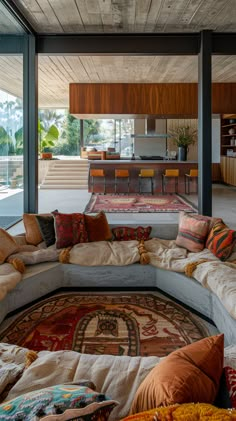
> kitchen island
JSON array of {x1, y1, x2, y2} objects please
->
[{"x1": 88, "y1": 159, "x2": 198, "y2": 194}]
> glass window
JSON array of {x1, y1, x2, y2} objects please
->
[{"x1": 0, "y1": 62, "x2": 23, "y2": 229}]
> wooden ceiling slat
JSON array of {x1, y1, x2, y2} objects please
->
[{"x1": 0, "y1": 54, "x2": 236, "y2": 107}]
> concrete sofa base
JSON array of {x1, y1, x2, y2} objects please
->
[{"x1": 1, "y1": 224, "x2": 235, "y2": 346}]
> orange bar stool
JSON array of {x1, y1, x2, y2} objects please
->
[
  {"x1": 185, "y1": 169, "x2": 198, "y2": 194},
  {"x1": 115, "y1": 169, "x2": 130, "y2": 193},
  {"x1": 139, "y1": 169, "x2": 155, "y2": 194},
  {"x1": 162, "y1": 169, "x2": 179, "y2": 194},
  {"x1": 90, "y1": 169, "x2": 106, "y2": 194}
]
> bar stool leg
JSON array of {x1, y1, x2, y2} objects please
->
[
  {"x1": 151, "y1": 177, "x2": 153, "y2": 195},
  {"x1": 175, "y1": 177, "x2": 178, "y2": 193},
  {"x1": 115, "y1": 176, "x2": 117, "y2": 194},
  {"x1": 128, "y1": 178, "x2": 130, "y2": 193},
  {"x1": 104, "y1": 177, "x2": 106, "y2": 194}
]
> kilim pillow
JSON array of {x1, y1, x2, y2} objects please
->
[
  {"x1": 53, "y1": 212, "x2": 88, "y2": 249},
  {"x1": 188, "y1": 213, "x2": 223, "y2": 233},
  {"x1": 175, "y1": 211, "x2": 209, "y2": 252},
  {"x1": 225, "y1": 366, "x2": 236, "y2": 408},
  {"x1": 84, "y1": 211, "x2": 112, "y2": 242},
  {"x1": 206, "y1": 221, "x2": 236, "y2": 261},
  {"x1": 130, "y1": 334, "x2": 224, "y2": 414},
  {"x1": 112, "y1": 226, "x2": 152, "y2": 241},
  {"x1": 0, "y1": 384, "x2": 117, "y2": 420}
]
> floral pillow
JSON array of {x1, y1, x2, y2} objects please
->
[
  {"x1": 53, "y1": 212, "x2": 88, "y2": 249},
  {"x1": 225, "y1": 366, "x2": 236, "y2": 408},
  {"x1": 112, "y1": 226, "x2": 152, "y2": 241},
  {"x1": 0, "y1": 383, "x2": 117, "y2": 421}
]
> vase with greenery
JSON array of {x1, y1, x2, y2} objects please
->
[{"x1": 168, "y1": 126, "x2": 197, "y2": 161}]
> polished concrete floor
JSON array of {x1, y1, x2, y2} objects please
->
[{"x1": 6, "y1": 183, "x2": 236, "y2": 235}]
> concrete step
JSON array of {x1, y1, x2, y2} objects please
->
[
  {"x1": 40, "y1": 185, "x2": 88, "y2": 189},
  {"x1": 40, "y1": 159, "x2": 89, "y2": 189}
]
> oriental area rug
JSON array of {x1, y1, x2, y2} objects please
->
[
  {"x1": 0, "y1": 292, "x2": 217, "y2": 357},
  {"x1": 84, "y1": 193, "x2": 196, "y2": 213}
]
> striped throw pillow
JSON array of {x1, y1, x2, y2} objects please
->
[
  {"x1": 176, "y1": 212, "x2": 209, "y2": 252},
  {"x1": 206, "y1": 221, "x2": 236, "y2": 261}
]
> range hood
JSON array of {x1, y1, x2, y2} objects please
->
[{"x1": 131, "y1": 119, "x2": 169, "y2": 138}]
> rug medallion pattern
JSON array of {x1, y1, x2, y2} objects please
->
[
  {"x1": 0, "y1": 293, "x2": 211, "y2": 356},
  {"x1": 85, "y1": 194, "x2": 196, "y2": 213}
]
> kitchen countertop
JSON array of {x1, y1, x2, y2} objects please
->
[{"x1": 89, "y1": 159, "x2": 198, "y2": 164}]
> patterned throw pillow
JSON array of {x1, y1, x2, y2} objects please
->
[
  {"x1": 0, "y1": 384, "x2": 117, "y2": 421},
  {"x1": 176, "y1": 212, "x2": 209, "y2": 252},
  {"x1": 112, "y1": 226, "x2": 152, "y2": 241},
  {"x1": 53, "y1": 212, "x2": 88, "y2": 249},
  {"x1": 36, "y1": 215, "x2": 56, "y2": 247},
  {"x1": 225, "y1": 366, "x2": 236, "y2": 408},
  {"x1": 84, "y1": 211, "x2": 112, "y2": 242},
  {"x1": 188, "y1": 214, "x2": 223, "y2": 233},
  {"x1": 206, "y1": 221, "x2": 236, "y2": 261},
  {"x1": 0, "y1": 229, "x2": 18, "y2": 264}
]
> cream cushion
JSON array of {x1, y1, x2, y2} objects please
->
[
  {"x1": 0, "y1": 263, "x2": 22, "y2": 301},
  {"x1": 6, "y1": 351, "x2": 160, "y2": 421},
  {"x1": 0, "y1": 229, "x2": 18, "y2": 264},
  {"x1": 69, "y1": 240, "x2": 140, "y2": 266}
]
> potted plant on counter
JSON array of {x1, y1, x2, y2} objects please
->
[{"x1": 168, "y1": 126, "x2": 197, "y2": 161}]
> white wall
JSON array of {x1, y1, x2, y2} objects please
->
[
  {"x1": 134, "y1": 119, "x2": 167, "y2": 157},
  {"x1": 134, "y1": 117, "x2": 221, "y2": 162}
]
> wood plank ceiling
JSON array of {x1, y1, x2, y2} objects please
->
[
  {"x1": 1, "y1": 55, "x2": 236, "y2": 108},
  {"x1": 10, "y1": 0, "x2": 236, "y2": 33},
  {"x1": 1, "y1": 1, "x2": 236, "y2": 107}
]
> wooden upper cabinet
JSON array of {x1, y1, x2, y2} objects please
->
[{"x1": 70, "y1": 83, "x2": 236, "y2": 118}]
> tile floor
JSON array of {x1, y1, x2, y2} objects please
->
[{"x1": 6, "y1": 183, "x2": 236, "y2": 235}]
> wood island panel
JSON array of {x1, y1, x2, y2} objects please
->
[{"x1": 88, "y1": 160, "x2": 198, "y2": 194}]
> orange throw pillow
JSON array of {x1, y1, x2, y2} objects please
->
[
  {"x1": 206, "y1": 221, "x2": 236, "y2": 261},
  {"x1": 84, "y1": 211, "x2": 112, "y2": 242},
  {"x1": 130, "y1": 334, "x2": 224, "y2": 415},
  {"x1": 0, "y1": 229, "x2": 18, "y2": 264},
  {"x1": 23, "y1": 214, "x2": 43, "y2": 245}
]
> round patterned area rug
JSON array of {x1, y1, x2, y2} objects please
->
[{"x1": 0, "y1": 293, "x2": 215, "y2": 356}]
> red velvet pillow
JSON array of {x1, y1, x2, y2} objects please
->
[
  {"x1": 225, "y1": 366, "x2": 236, "y2": 408},
  {"x1": 53, "y1": 212, "x2": 88, "y2": 249},
  {"x1": 112, "y1": 226, "x2": 152, "y2": 241}
]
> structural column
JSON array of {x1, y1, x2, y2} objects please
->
[
  {"x1": 23, "y1": 34, "x2": 38, "y2": 213},
  {"x1": 198, "y1": 30, "x2": 212, "y2": 216}
]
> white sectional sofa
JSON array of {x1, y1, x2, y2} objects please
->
[{"x1": 1, "y1": 223, "x2": 236, "y2": 346}]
